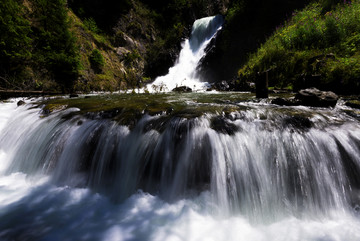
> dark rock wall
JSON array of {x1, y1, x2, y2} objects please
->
[{"x1": 198, "y1": 0, "x2": 312, "y2": 83}]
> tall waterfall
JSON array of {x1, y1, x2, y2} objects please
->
[
  {"x1": 0, "y1": 95, "x2": 360, "y2": 240},
  {"x1": 148, "y1": 15, "x2": 224, "y2": 92}
]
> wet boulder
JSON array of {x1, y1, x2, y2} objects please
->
[
  {"x1": 210, "y1": 116, "x2": 239, "y2": 135},
  {"x1": 17, "y1": 100, "x2": 26, "y2": 106},
  {"x1": 283, "y1": 115, "x2": 313, "y2": 131},
  {"x1": 212, "y1": 80, "x2": 230, "y2": 91},
  {"x1": 69, "y1": 94, "x2": 79, "y2": 98},
  {"x1": 207, "y1": 79, "x2": 241, "y2": 91},
  {"x1": 295, "y1": 88, "x2": 338, "y2": 107},
  {"x1": 172, "y1": 86, "x2": 192, "y2": 92},
  {"x1": 271, "y1": 98, "x2": 300, "y2": 106}
]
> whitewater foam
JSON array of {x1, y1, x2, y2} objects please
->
[
  {"x1": 148, "y1": 15, "x2": 224, "y2": 92},
  {"x1": 1, "y1": 96, "x2": 360, "y2": 240}
]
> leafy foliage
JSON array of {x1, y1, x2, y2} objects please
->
[
  {"x1": 89, "y1": 49, "x2": 105, "y2": 70},
  {"x1": 32, "y1": 0, "x2": 80, "y2": 91},
  {"x1": 238, "y1": 0, "x2": 360, "y2": 94},
  {"x1": 0, "y1": 0, "x2": 81, "y2": 91},
  {"x1": 83, "y1": 17, "x2": 100, "y2": 33},
  {"x1": 0, "y1": 0, "x2": 32, "y2": 88}
]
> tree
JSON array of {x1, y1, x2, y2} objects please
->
[
  {"x1": 0, "y1": 0, "x2": 32, "y2": 88},
  {"x1": 32, "y1": 0, "x2": 80, "y2": 92}
]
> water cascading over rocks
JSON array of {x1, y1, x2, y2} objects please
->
[
  {"x1": 0, "y1": 15, "x2": 360, "y2": 240},
  {"x1": 148, "y1": 15, "x2": 224, "y2": 92},
  {"x1": 1, "y1": 96, "x2": 360, "y2": 217}
]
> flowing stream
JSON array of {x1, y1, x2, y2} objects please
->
[
  {"x1": 147, "y1": 15, "x2": 224, "y2": 92},
  {"x1": 0, "y1": 94, "x2": 360, "y2": 240},
  {"x1": 1, "y1": 15, "x2": 360, "y2": 240}
]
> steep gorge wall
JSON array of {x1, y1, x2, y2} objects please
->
[
  {"x1": 69, "y1": 0, "x2": 231, "y2": 86},
  {"x1": 198, "y1": 0, "x2": 312, "y2": 83}
]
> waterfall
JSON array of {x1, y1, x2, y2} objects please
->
[
  {"x1": 0, "y1": 96, "x2": 360, "y2": 240},
  {"x1": 148, "y1": 15, "x2": 224, "y2": 92}
]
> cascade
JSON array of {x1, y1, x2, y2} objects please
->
[
  {"x1": 0, "y1": 95, "x2": 360, "y2": 240},
  {"x1": 147, "y1": 15, "x2": 224, "y2": 92}
]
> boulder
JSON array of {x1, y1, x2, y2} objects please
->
[
  {"x1": 116, "y1": 47, "x2": 130, "y2": 57},
  {"x1": 207, "y1": 79, "x2": 243, "y2": 91},
  {"x1": 69, "y1": 94, "x2": 79, "y2": 98},
  {"x1": 210, "y1": 116, "x2": 239, "y2": 135},
  {"x1": 295, "y1": 88, "x2": 338, "y2": 107},
  {"x1": 17, "y1": 100, "x2": 25, "y2": 106},
  {"x1": 283, "y1": 115, "x2": 313, "y2": 131},
  {"x1": 214, "y1": 80, "x2": 229, "y2": 91},
  {"x1": 271, "y1": 98, "x2": 300, "y2": 106},
  {"x1": 172, "y1": 86, "x2": 192, "y2": 92}
]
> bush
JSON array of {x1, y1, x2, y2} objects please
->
[
  {"x1": 324, "y1": 15, "x2": 342, "y2": 45},
  {"x1": 83, "y1": 17, "x2": 100, "y2": 33},
  {"x1": 124, "y1": 50, "x2": 141, "y2": 67},
  {"x1": 238, "y1": 0, "x2": 360, "y2": 94},
  {"x1": 89, "y1": 49, "x2": 105, "y2": 70}
]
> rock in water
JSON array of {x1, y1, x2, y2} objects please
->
[
  {"x1": 172, "y1": 86, "x2": 192, "y2": 92},
  {"x1": 17, "y1": 100, "x2": 25, "y2": 106},
  {"x1": 295, "y1": 88, "x2": 338, "y2": 107},
  {"x1": 271, "y1": 98, "x2": 299, "y2": 106},
  {"x1": 69, "y1": 94, "x2": 79, "y2": 98},
  {"x1": 210, "y1": 116, "x2": 239, "y2": 135},
  {"x1": 283, "y1": 115, "x2": 313, "y2": 131}
]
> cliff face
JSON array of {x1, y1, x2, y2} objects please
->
[
  {"x1": 70, "y1": 0, "x2": 231, "y2": 89},
  {"x1": 198, "y1": 0, "x2": 312, "y2": 83}
]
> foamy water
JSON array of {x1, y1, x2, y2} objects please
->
[
  {"x1": 0, "y1": 180, "x2": 359, "y2": 241},
  {"x1": 148, "y1": 16, "x2": 224, "y2": 92},
  {"x1": 1, "y1": 97, "x2": 360, "y2": 240}
]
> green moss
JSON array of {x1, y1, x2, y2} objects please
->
[{"x1": 40, "y1": 92, "x2": 257, "y2": 120}]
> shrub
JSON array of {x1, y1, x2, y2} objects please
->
[
  {"x1": 238, "y1": 1, "x2": 360, "y2": 93},
  {"x1": 83, "y1": 17, "x2": 99, "y2": 33},
  {"x1": 89, "y1": 49, "x2": 105, "y2": 70},
  {"x1": 124, "y1": 50, "x2": 141, "y2": 67},
  {"x1": 324, "y1": 16, "x2": 342, "y2": 45}
]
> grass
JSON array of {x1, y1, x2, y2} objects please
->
[{"x1": 238, "y1": 0, "x2": 360, "y2": 94}]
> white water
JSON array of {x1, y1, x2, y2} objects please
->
[
  {"x1": 1, "y1": 97, "x2": 360, "y2": 240},
  {"x1": 147, "y1": 15, "x2": 224, "y2": 92}
]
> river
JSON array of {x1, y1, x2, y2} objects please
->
[{"x1": 0, "y1": 93, "x2": 360, "y2": 240}]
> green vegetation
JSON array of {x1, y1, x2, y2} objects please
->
[
  {"x1": 32, "y1": 0, "x2": 80, "y2": 92},
  {"x1": 83, "y1": 17, "x2": 100, "y2": 34},
  {"x1": 0, "y1": 0, "x2": 32, "y2": 89},
  {"x1": 1, "y1": 0, "x2": 229, "y2": 92},
  {"x1": 6, "y1": 0, "x2": 358, "y2": 94},
  {"x1": 0, "y1": 0, "x2": 80, "y2": 92},
  {"x1": 238, "y1": 0, "x2": 360, "y2": 94},
  {"x1": 89, "y1": 49, "x2": 105, "y2": 70},
  {"x1": 199, "y1": 0, "x2": 312, "y2": 83}
]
